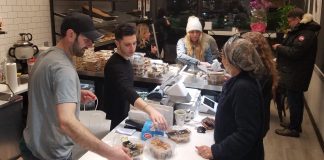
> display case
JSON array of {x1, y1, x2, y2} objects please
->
[
  {"x1": 50, "y1": 0, "x2": 143, "y2": 50},
  {"x1": 166, "y1": 0, "x2": 251, "y2": 30}
]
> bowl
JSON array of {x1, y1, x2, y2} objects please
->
[{"x1": 207, "y1": 71, "x2": 225, "y2": 85}]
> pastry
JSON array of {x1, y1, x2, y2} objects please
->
[
  {"x1": 149, "y1": 137, "x2": 173, "y2": 159},
  {"x1": 201, "y1": 117, "x2": 215, "y2": 130},
  {"x1": 166, "y1": 129, "x2": 191, "y2": 143},
  {"x1": 122, "y1": 139, "x2": 144, "y2": 157}
]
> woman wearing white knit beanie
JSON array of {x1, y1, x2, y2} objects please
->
[{"x1": 176, "y1": 16, "x2": 213, "y2": 66}]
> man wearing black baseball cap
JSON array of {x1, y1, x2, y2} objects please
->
[
  {"x1": 61, "y1": 12, "x2": 103, "y2": 42},
  {"x1": 21, "y1": 13, "x2": 131, "y2": 160}
]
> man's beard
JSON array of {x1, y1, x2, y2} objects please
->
[{"x1": 71, "y1": 38, "x2": 86, "y2": 57}]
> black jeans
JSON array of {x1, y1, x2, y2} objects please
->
[{"x1": 286, "y1": 89, "x2": 304, "y2": 132}]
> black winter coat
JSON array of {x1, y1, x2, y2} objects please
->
[
  {"x1": 276, "y1": 21, "x2": 321, "y2": 91},
  {"x1": 211, "y1": 72, "x2": 265, "y2": 160}
]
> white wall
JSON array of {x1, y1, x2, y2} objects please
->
[
  {"x1": 304, "y1": 67, "x2": 324, "y2": 138},
  {"x1": 0, "y1": 0, "x2": 52, "y2": 59}
]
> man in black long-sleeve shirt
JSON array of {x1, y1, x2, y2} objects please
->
[{"x1": 103, "y1": 23, "x2": 167, "y2": 129}]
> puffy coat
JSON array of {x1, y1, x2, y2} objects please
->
[{"x1": 276, "y1": 14, "x2": 321, "y2": 91}]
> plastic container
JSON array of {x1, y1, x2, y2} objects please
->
[
  {"x1": 146, "y1": 136, "x2": 176, "y2": 159},
  {"x1": 118, "y1": 137, "x2": 145, "y2": 158},
  {"x1": 166, "y1": 128, "x2": 191, "y2": 143}
]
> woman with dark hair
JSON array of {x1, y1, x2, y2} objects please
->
[
  {"x1": 196, "y1": 36, "x2": 266, "y2": 160},
  {"x1": 242, "y1": 32, "x2": 279, "y2": 137}
]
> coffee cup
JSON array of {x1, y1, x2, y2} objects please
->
[
  {"x1": 174, "y1": 109, "x2": 186, "y2": 126},
  {"x1": 185, "y1": 109, "x2": 195, "y2": 122}
]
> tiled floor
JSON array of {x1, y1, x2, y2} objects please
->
[{"x1": 264, "y1": 102, "x2": 324, "y2": 160}]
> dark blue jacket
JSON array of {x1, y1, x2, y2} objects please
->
[{"x1": 212, "y1": 72, "x2": 265, "y2": 160}]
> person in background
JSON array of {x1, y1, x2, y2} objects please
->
[
  {"x1": 155, "y1": 8, "x2": 171, "y2": 54},
  {"x1": 103, "y1": 23, "x2": 167, "y2": 129},
  {"x1": 241, "y1": 31, "x2": 279, "y2": 137},
  {"x1": 21, "y1": 13, "x2": 131, "y2": 160},
  {"x1": 136, "y1": 23, "x2": 159, "y2": 59},
  {"x1": 196, "y1": 36, "x2": 266, "y2": 160},
  {"x1": 200, "y1": 18, "x2": 220, "y2": 59},
  {"x1": 176, "y1": 16, "x2": 213, "y2": 66},
  {"x1": 272, "y1": 8, "x2": 321, "y2": 137}
]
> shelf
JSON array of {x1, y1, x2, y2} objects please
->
[
  {"x1": 94, "y1": 39, "x2": 115, "y2": 48},
  {"x1": 54, "y1": 12, "x2": 66, "y2": 18},
  {"x1": 50, "y1": 0, "x2": 140, "y2": 46},
  {"x1": 0, "y1": 30, "x2": 6, "y2": 34},
  {"x1": 55, "y1": 0, "x2": 111, "y2": 1}
]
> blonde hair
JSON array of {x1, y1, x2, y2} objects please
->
[
  {"x1": 184, "y1": 32, "x2": 205, "y2": 61},
  {"x1": 136, "y1": 23, "x2": 150, "y2": 48},
  {"x1": 241, "y1": 32, "x2": 279, "y2": 98}
]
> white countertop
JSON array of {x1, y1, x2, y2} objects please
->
[
  {"x1": 0, "y1": 83, "x2": 28, "y2": 95},
  {"x1": 208, "y1": 29, "x2": 277, "y2": 38},
  {"x1": 0, "y1": 83, "x2": 27, "y2": 106},
  {"x1": 79, "y1": 113, "x2": 215, "y2": 160}
]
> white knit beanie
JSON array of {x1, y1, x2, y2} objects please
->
[{"x1": 186, "y1": 16, "x2": 202, "y2": 33}]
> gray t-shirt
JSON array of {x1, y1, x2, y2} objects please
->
[{"x1": 23, "y1": 47, "x2": 80, "y2": 160}]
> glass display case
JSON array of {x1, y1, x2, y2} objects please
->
[
  {"x1": 50, "y1": 0, "x2": 142, "y2": 49},
  {"x1": 166, "y1": 0, "x2": 251, "y2": 30}
]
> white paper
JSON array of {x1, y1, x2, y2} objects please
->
[
  {"x1": 6, "y1": 63, "x2": 18, "y2": 91},
  {"x1": 204, "y1": 21, "x2": 212, "y2": 30}
]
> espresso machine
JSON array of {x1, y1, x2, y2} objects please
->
[{"x1": 8, "y1": 33, "x2": 39, "y2": 74}]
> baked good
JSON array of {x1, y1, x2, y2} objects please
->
[
  {"x1": 166, "y1": 129, "x2": 191, "y2": 143},
  {"x1": 201, "y1": 117, "x2": 215, "y2": 130},
  {"x1": 148, "y1": 137, "x2": 173, "y2": 159},
  {"x1": 122, "y1": 139, "x2": 144, "y2": 157}
]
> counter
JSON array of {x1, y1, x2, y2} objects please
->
[
  {"x1": 79, "y1": 113, "x2": 215, "y2": 160},
  {"x1": 0, "y1": 83, "x2": 28, "y2": 159},
  {"x1": 208, "y1": 29, "x2": 277, "y2": 38},
  {"x1": 77, "y1": 66, "x2": 222, "y2": 92},
  {"x1": 0, "y1": 95, "x2": 23, "y2": 159},
  {"x1": 78, "y1": 66, "x2": 222, "y2": 109},
  {"x1": 0, "y1": 83, "x2": 28, "y2": 95}
]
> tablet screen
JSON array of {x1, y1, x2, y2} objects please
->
[{"x1": 203, "y1": 97, "x2": 215, "y2": 109}]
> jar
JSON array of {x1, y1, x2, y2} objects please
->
[{"x1": 250, "y1": 8, "x2": 267, "y2": 32}]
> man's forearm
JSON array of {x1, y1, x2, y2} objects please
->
[
  {"x1": 134, "y1": 97, "x2": 153, "y2": 114},
  {"x1": 60, "y1": 118, "x2": 113, "y2": 157},
  {"x1": 57, "y1": 104, "x2": 113, "y2": 158}
]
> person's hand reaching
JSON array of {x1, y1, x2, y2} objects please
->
[
  {"x1": 106, "y1": 146, "x2": 132, "y2": 160},
  {"x1": 196, "y1": 145, "x2": 213, "y2": 159},
  {"x1": 81, "y1": 90, "x2": 97, "y2": 104},
  {"x1": 199, "y1": 61, "x2": 211, "y2": 67},
  {"x1": 146, "y1": 106, "x2": 168, "y2": 130}
]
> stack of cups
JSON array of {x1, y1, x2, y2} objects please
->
[{"x1": 6, "y1": 63, "x2": 18, "y2": 92}]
